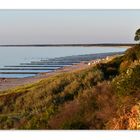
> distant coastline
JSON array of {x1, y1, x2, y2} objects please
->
[
  {"x1": 0, "y1": 43, "x2": 135, "y2": 47},
  {"x1": 0, "y1": 51, "x2": 123, "y2": 91}
]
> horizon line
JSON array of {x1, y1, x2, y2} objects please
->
[{"x1": 0, "y1": 43, "x2": 136, "y2": 46}]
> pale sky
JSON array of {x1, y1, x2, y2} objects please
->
[{"x1": 0, "y1": 10, "x2": 139, "y2": 45}]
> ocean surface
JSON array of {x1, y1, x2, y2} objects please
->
[{"x1": 0, "y1": 46, "x2": 127, "y2": 78}]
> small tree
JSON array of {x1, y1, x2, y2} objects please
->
[{"x1": 134, "y1": 28, "x2": 140, "y2": 41}]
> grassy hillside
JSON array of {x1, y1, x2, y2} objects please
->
[{"x1": 0, "y1": 45, "x2": 140, "y2": 129}]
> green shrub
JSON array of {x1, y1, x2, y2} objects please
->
[
  {"x1": 60, "y1": 80, "x2": 81, "y2": 102},
  {"x1": 112, "y1": 64, "x2": 140, "y2": 95},
  {"x1": 82, "y1": 69, "x2": 104, "y2": 88}
]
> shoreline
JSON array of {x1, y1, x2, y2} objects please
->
[
  {"x1": 0, "y1": 61, "x2": 89, "y2": 91},
  {"x1": 0, "y1": 52, "x2": 123, "y2": 91}
]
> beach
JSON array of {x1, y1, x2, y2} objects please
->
[{"x1": 0, "y1": 53, "x2": 118, "y2": 91}]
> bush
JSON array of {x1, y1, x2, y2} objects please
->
[
  {"x1": 112, "y1": 64, "x2": 140, "y2": 96},
  {"x1": 60, "y1": 80, "x2": 81, "y2": 102},
  {"x1": 61, "y1": 119, "x2": 88, "y2": 129},
  {"x1": 119, "y1": 60, "x2": 132, "y2": 73},
  {"x1": 48, "y1": 82, "x2": 117, "y2": 129},
  {"x1": 125, "y1": 44, "x2": 140, "y2": 61},
  {"x1": 82, "y1": 69, "x2": 104, "y2": 88}
]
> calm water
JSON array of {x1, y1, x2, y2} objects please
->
[{"x1": 0, "y1": 46, "x2": 127, "y2": 78}]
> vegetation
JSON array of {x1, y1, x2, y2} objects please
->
[
  {"x1": 0, "y1": 30, "x2": 140, "y2": 129},
  {"x1": 134, "y1": 28, "x2": 140, "y2": 42}
]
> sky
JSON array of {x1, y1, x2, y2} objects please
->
[{"x1": 0, "y1": 10, "x2": 139, "y2": 45}]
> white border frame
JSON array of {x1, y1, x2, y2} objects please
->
[
  {"x1": 1, "y1": 130, "x2": 140, "y2": 140},
  {"x1": 0, "y1": 0, "x2": 140, "y2": 140},
  {"x1": 0, "y1": 0, "x2": 139, "y2": 9}
]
